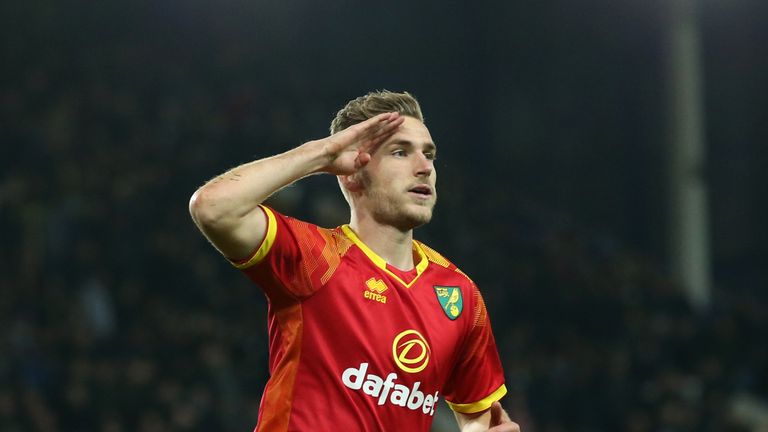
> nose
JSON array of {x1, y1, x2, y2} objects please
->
[{"x1": 414, "y1": 153, "x2": 434, "y2": 177}]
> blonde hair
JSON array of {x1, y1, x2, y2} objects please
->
[{"x1": 330, "y1": 90, "x2": 424, "y2": 134}]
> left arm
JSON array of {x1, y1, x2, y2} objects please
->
[{"x1": 454, "y1": 402, "x2": 520, "y2": 432}]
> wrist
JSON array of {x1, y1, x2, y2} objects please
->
[{"x1": 294, "y1": 139, "x2": 335, "y2": 175}]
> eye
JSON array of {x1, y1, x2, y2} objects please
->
[
  {"x1": 392, "y1": 149, "x2": 407, "y2": 157},
  {"x1": 424, "y1": 152, "x2": 437, "y2": 161}
]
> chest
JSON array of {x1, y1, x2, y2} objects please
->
[{"x1": 299, "y1": 260, "x2": 469, "y2": 384}]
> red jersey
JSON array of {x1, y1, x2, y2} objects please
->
[{"x1": 233, "y1": 206, "x2": 507, "y2": 432}]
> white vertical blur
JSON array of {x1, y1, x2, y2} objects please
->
[{"x1": 666, "y1": 0, "x2": 712, "y2": 311}]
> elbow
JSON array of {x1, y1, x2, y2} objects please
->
[{"x1": 189, "y1": 188, "x2": 222, "y2": 228}]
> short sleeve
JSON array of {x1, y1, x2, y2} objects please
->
[
  {"x1": 442, "y1": 285, "x2": 507, "y2": 414},
  {"x1": 230, "y1": 205, "x2": 346, "y2": 300}
]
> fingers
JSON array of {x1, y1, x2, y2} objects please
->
[
  {"x1": 489, "y1": 402, "x2": 517, "y2": 432},
  {"x1": 488, "y1": 421, "x2": 520, "y2": 432},
  {"x1": 352, "y1": 112, "x2": 403, "y2": 142},
  {"x1": 354, "y1": 152, "x2": 371, "y2": 169},
  {"x1": 359, "y1": 113, "x2": 404, "y2": 154},
  {"x1": 499, "y1": 403, "x2": 512, "y2": 423},
  {"x1": 326, "y1": 112, "x2": 401, "y2": 156},
  {"x1": 370, "y1": 113, "x2": 405, "y2": 141},
  {"x1": 490, "y1": 402, "x2": 503, "y2": 425},
  {"x1": 363, "y1": 111, "x2": 401, "y2": 130},
  {"x1": 323, "y1": 112, "x2": 404, "y2": 174}
]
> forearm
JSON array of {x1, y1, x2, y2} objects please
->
[
  {"x1": 455, "y1": 409, "x2": 491, "y2": 432},
  {"x1": 190, "y1": 140, "x2": 327, "y2": 226}
]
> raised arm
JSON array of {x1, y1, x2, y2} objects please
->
[{"x1": 188, "y1": 112, "x2": 404, "y2": 260}]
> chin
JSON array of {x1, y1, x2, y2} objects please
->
[
  {"x1": 373, "y1": 208, "x2": 432, "y2": 231},
  {"x1": 370, "y1": 197, "x2": 435, "y2": 231},
  {"x1": 398, "y1": 209, "x2": 434, "y2": 230}
]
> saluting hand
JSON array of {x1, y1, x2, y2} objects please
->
[{"x1": 316, "y1": 112, "x2": 404, "y2": 175}]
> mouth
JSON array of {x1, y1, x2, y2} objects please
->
[{"x1": 408, "y1": 185, "x2": 433, "y2": 197}]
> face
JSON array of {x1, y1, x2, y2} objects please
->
[{"x1": 355, "y1": 116, "x2": 438, "y2": 231}]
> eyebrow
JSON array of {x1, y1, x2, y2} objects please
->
[{"x1": 388, "y1": 139, "x2": 437, "y2": 152}]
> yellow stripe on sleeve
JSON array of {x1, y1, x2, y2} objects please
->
[
  {"x1": 232, "y1": 205, "x2": 277, "y2": 270},
  {"x1": 445, "y1": 384, "x2": 508, "y2": 414}
]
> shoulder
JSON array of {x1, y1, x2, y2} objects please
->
[
  {"x1": 236, "y1": 207, "x2": 353, "y2": 270},
  {"x1": 416, "y1": 240, "x2": 487, "y2": 311},
  {"x1": 269, "y1": 208, "x2": 348, "y2": 247},
  {"x1": 416, "y1": 240, "x2": 476, "y2": 287}
]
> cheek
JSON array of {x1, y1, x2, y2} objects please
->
[{"x1": 369, "y1": 170, "x2": 397, "y2": 190}]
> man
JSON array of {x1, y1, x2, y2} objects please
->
[{"x1": 189, "y1": 91, "x2": 519, "y2": 432}]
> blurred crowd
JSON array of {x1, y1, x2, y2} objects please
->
[{"x1": 2, "y1": 2, "x2": 767, "y2": 431}]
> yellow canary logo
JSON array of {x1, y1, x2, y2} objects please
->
[
  {"x1": 433, "y1": 286, "x2": 463, "y2": 320},
  {"x1": 392, "y1": 329, "x2": 430, "y2": 374}
]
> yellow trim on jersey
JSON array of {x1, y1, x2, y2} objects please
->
[
  {"x1": 413, "y1": 242, "x2": 429, "y2": 275},
  {"x1": 233, "y1": 205, "x2": 277, "y2": 269},
  {"x1": 341, "y1": 225, "x2": 428, "y2": 288},
  {"x1": 445, "y1": 384, "x2": 508, "y2": 414},
  {"x1": 417, "y1": 241, "x2": 452, "y2": 268}
]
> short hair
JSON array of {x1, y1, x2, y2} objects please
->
[{"x1": 330, "y1": 90, "x2": 424, "y2": 135}]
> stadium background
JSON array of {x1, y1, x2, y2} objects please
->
[{"x1": 1, "y1": 0, "x2": 766, "y2": 430}]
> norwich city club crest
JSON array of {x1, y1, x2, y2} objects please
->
[{"x1": 433, "y1": 286, "x2": 463, "y2": 320}]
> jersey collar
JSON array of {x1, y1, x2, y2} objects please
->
[{"x1": 341, "y1": 225, "x2": 429, "y2": 288}]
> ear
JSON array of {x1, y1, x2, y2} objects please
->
[{"x1": 339, "y1": 174, "x2": 364, "y2": 193}]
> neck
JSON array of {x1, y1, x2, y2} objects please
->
[{"x1": 349, "y1": 212, "x2": 415, "y2": 270}]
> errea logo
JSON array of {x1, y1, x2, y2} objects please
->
[{"x1": 363, "y1": 278, "x2": 388, "y2": 304}]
